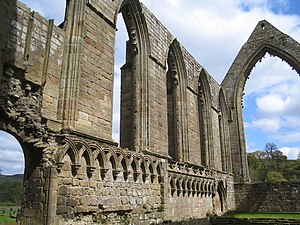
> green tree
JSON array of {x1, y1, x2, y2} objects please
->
[
  {"x1": 264, "y1": 143, "x2": 278, "y2": 159},
  {"x1": 266, "y1": 171, "x2": 287, "y2": 183},
  {"x1": 0, "y1": 176, "x2": 23, "y2": 206},
  {"x1": 247, "y1": 153, "x2": 265, "y2": 183},
  {"x1": 248, "y1": 143, "x2": 300, "y2": 183}
]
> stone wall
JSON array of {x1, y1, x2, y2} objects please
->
[
  {"x1": 2, "y1": 0, "x2": 300, "y2": 224},
  {"x1": 55, "y1": 137, "x2": 163, "y2": 224},
  {"x1": 0, "y1": 0, "x2": 237, "y2": 223},
  {"x1": 1, "y1": 0, "x2": 65, "y2": 133},
  {"x1": 166, "y1": 162, "x2": 236, "y2": 221},
  {"x1": 235, "y1": 182, "x2": 300, "y2": 212},
  {"x1": 53, "y1": 137, "x2": 235, "y2": 224}
]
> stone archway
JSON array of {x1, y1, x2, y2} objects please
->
[
  {"x1": 0, "y1": 130, "x2": 24, "y2": 216},
  {"x1": 118, "y1": 0, "x2": 151, "y2": 152},
  {"x1": 198, "y1": 69, "x2": 214, "y2": 169},
  {"x1": 214, "y1": 181, "x2": 226, "y2": 215},
  {"x1": 166, "y1": 39, "x2": 189, "y2": 162},
  {"x1": 222, "y1": 20, "x2": 300, "y2": 183}
]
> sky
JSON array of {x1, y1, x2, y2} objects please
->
[{"x1": 1, "y1": 0, "x2": 300, "y2": 175}]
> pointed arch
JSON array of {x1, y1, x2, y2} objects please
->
[
  {"x1": 170, "y1": 177, "x2": 176, "y2": 196},
  {"x1": 119, "y1": 0, "x2": 151, "y2": 152},
  {"x1": 95, "y1": 150, "x2": 107, "y2": 180},
  {"x1": 78, "y1": 144, "x2": 93, "y2": 168},
  {"x1": 59, "y1": 138, "x2": 80, "y2": 165},
  {"x1": 140, "y1": 160, "x2": 148, "y2": 183},
  {"x1": 198, "y1": 69, "x2": 214, "y2": 168},
  {"x1": 131, "y1": 158, "x2": 139, "y2": 182},
  {"x1": 221, "y1": 20, "x2": 300, "y2": 182},
  {"x1": 215, "y1": 180, "x2": 226, "y2": 213},
  {"x1": 166, "y1": 39, "x2": 189, "y2": 162},
  {"x1": 90, "y1": 143, "x2": 106, "y2": 164},
  {"x1": 218, "y1": 88, "x2": 232, "y2": 173},
  {"x1": 176, "y1": 179, "x2": 182, "y2": 196}
]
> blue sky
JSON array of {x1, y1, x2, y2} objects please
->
[{"x1": 1, "y1": 0, "x2": 300, "y2": 175}]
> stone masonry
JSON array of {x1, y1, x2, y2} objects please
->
[
  {"x1": 0, "y1": 0, "x2": 300, "y2": 224},
  {"x1": 235, "y1": 182, "x2": 300, "y2": 213}
]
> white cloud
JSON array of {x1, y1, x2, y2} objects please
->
[
  {"x1": 0, "y1": 131, "x2": 22, "y2": 152},
  {"x1": 0, "y1": 131, "x2": 24, "y2": 175},
  {"x1": 0, "y1": 150, "x2": 24, "y2": 163},
  {"x1": 282, "y1": 117, "x2": 300, "y2": 130},
  {"x1": 256, "y1": 94, "x2": 289, "y2": 116},
  {"x1": 274, "y1": 132, "x2": 300, "y2": 144},
  {"x1": 243, "y1": 53, "x2": 300, "y2": 152},
  {"x1": 279, "y1": 147, "x2": 300, "y2": 159},
  {"x1": 245, "y1": 118, "x2": 281, "y2": 133},
  {"x1": 244, "y1": 55, "x2": 299, "y2": 96}
]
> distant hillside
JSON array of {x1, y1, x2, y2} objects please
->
[
  {"x1": 0, "y1": 174, "x2": 23, "y2": 180},
  {"x1": 0, "y1": 174, "x2": 23, "y2": 206}
]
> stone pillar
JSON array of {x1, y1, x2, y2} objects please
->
[{"x1": 45, "y1": 166, "x2": 58, "y2": 225}]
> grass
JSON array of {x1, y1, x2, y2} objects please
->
[
  {"x1": 0, "y1": 215, "x2": 16, "y2": 223},
  {"x1": 231, "y1": 212, "x2": 300, "y2": 220},
  {"x1": 0, "y1": 206, "x2": 19, "y2": 224}
]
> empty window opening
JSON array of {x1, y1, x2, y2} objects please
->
[
  {"x1": 0, "y1": 130, "x2": 24, "y2": 215},
  {"x1": 0, "y1": 131, "x2": 24, "y2": 176},
  {"x1": 112, "y1": 14, "x2": 127, "y2": 144},
  {"x1": 243, "y1": 53, "x2": 300, "y2": 160}
]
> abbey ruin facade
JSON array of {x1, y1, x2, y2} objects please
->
[{"x1": 1, "y1": 0, "x2": 300, "y2": 224}]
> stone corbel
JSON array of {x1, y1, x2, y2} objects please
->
[
  {"x1": 123, "y1": 171, "x2": 131, "y2": 181},
  {"x1": 132, "y1": 172, "x2": 139, "y2": 181},
  {"x1": 133, "y1": 171, "x2": 140, "y2": 177},
  {"x1": 158, "y1": 175, "x2": 163, "y2": 183},
  {"x1": 56, "y1": 161, "x2": 65, "y2": 173},
  {"x1": 101, "y1": 168, "x2": 109, "y2": 175},
  {"x1": 87, "y1": 166, "x2": 96, "y2": 177},
  {"x1": 151, "y1": 174, "x2": 157, "y2": 179},
  {"x1": 113, "y1": 169, "x2": 121, "y2": 177},
  {"x1": 100, "y1": 168, "x2": 109, "y2": 179},
  {"x1": 71, "y1": 164, "x2": 81, "y2": 175},
  {"x1": 150, "y1": 174, "x2": 157, "y2": 183}
]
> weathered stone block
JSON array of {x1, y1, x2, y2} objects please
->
[
  {"x1": 57, "y1": 205, "x2": 69, "y2": 215},
  {"x1": 66, "y1": 198, "x2": 78, "y2": 207},
  {"x1": 58, "y1": 186, "x2": 68, "y2": 196},
  {"x1": 57, "y1": 196, "x2": 66, "y2": 205}
]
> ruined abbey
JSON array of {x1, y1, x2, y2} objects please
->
[{"x1": 0, "y1": 0, "x2": 300, "y2": 224}]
